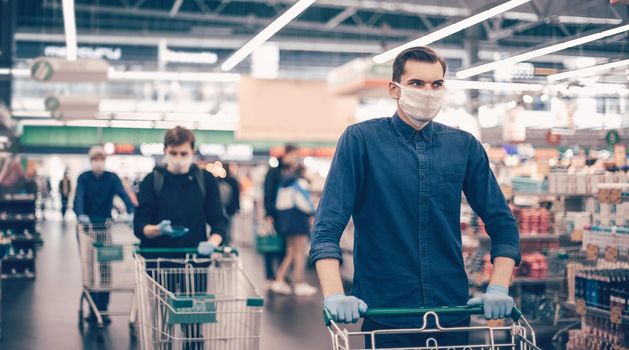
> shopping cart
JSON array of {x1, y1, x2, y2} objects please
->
[
  {"x1": 134, "y1": 247, "x2": 264, "y2": 350},
  {"x1": 325, "y1": 305, "x2": 541, "y2": 350},
  {"x1": 77, "y1": 219, "x2": 138, "y2": 330}
]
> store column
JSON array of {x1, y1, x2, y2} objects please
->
[
  {"x1": 464, "y1": 25, "x2": 481, "y2": 116},
  {"x1": 0, "y1": 0, "x2": 16, "y2": 108}
]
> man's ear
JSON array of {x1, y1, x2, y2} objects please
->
[{"x1": 388, "y1": 82, "x2": 401, "y2": 100}]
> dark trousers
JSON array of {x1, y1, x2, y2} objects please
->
[
  {"x1": 61, "y1": 197, "x2": 68, "y2": 218},
  {"x1": 363, "y1": 317, "x2": 470, "y2": 349},
  {"x1": 147, "y1": 259, "x2": 209, "y2": 350},
  {"x1": 90, "y1": 291, "x2": 110, "y2": 312},
  {"x1": 263, "y1": 252, "x2": 284, "y2": 280}
]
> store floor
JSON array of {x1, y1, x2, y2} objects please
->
[
  {"x1": 2, "y1": 219, "x2": 560, "y2": 350},
  {"x1": 1, "y1": 219, "x2": 337, "y2": 350}
]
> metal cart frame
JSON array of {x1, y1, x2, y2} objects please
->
[
  {"x1": 326, "y1": 306, "x2": 541, "y2": 350},
  {"x1": 134, "y1": 248, "x2": 264, "y2": 350}
]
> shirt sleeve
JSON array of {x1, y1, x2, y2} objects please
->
[
  {"x1": 113, "y1": 174, "x2": 135, "y2": 213},
  {"x1": 309, "y1": 126, "x2": 365, "y2": 265},
  {"x1": 73, "y1": 174, "x2": 86, "y2": 216},
  {"x1": 204, "y1": 172, "x2": 229, "y2": 241},
  {"x1": 463, "y1": 137, "x2": 521, "y2": 265},
  {"x1": 133, "y1": 174, "x2": 157, "y2": 241}
]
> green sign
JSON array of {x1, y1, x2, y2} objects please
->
[
  {"x1": 31, "y1": 60, "x2": 54, "y2": 81},
  {"x1": 44, "y1": 96, "x2": 60, "y2": 111},
  {"x1": 606, "y1": 130, "x2": 621, "y2": 145}
]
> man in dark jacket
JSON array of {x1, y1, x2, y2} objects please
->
[
  {"x1": 262, "y1": 144, "x2": 300, "y2": 282},
  {"x1": 133, "y1": 126, "x2": 228, "y2": 257},
  {"x1": 74, "y1": 145, "x2": 136, "y2": 324},
  {"x1": 59, "y1": 170, "x2": 72, "y2": 221}
]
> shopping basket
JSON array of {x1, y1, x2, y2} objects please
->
[
  {"x1": 325, "y1": 305, "x2": 541, "y2": 350},
  {"x1": 76, "y1": 219, "x2": 138, "y2": 330},
  {"x1": 134, "y1": 247, "x2": 264, "y2": 350}
]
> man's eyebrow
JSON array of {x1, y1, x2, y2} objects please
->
[{"x1": 407, "y1": 79, "x2": 426, "y2": 83}]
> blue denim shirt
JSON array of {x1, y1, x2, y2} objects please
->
[{"x1": 310, "y1": 114, "x2": 520, "y2": 327}]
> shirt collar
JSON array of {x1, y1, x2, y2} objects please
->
[{"x1": 392, "y1": 113, "x2": 434, "y2": 143}]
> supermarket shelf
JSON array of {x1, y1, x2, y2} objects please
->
[
  {"x1": 562, "y1": 302, "x2": 629, "y2": 325},
  {"x1": 478, "y1": 234, "x2": 567, "y2": 242},
  {"x1": 1, "y1": 273, "x2": 35, "y2": 280},
  {"x1": 2, "y1": 256, "x2": 34, "y2": 263},
  {"x1": 0, "y1": 218, "x2": 36, "y2": 224},
  {"x1": 512, "y1": 192, "x2": 593, "y2": 198},
  {"x1": 0, "y1": 199, "x2": 36, "y2": 204}
]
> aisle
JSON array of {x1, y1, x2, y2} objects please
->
[{"x1": 1, "y1": 220, "x2": 333, "y2": 350}]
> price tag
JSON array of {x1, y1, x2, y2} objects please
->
[
  {"x1": 571, "y1": 229, "x2": 583, "y2": 242},
  {"x1": 586, "y1": 244, "x2": 600, "y2": 261},
  {"x1": 610, "y1": 306, "x2": 623, "y2": 325},
  {"x1": 605, "y1": 246, "x2": 618, "y2": 263},
  {"x1": 575, "y1": 299, "x2": 586, "y2": 316}
]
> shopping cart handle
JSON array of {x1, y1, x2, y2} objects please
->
[
  {"x1": 324, "y1": 306, "x2": 522, "y2": 327},
  {"x1": 134, "y1": 246, "x2": 239, "y2": 256}
]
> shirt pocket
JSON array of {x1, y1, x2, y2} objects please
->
[{"x1": 439, "y1": 172, "x2": 464, "y2": 214}]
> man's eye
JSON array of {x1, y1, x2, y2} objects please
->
[
  {"x1": 433, "y1": 82, "x2": 444, "y2": 88},
  {"x1": 410, "y1": 82, "x2": 424, "y2": 87}
]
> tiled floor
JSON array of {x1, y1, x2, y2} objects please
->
[{"x1": 2, "y1": 220, "x2": 333, "y2": 350}]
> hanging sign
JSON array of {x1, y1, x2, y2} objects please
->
[
  {"x1": 606, "y1": 130, "x2": 621, "y2": 145},
  {"x1": 545, "y1": 131, "x2": 561, "y2": 146}
]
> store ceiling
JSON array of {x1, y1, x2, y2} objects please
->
[{"x1": 14, "y1": 0, "x2": 629, "y2": 75}]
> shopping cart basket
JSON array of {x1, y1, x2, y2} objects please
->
[
  {"x1": 77, "y1": 219, "x2": 138, "y2": 330},
  {"x1": 134, "y1": 247, "x2": 264, "y2": 350},
  {"x1": 326, "y1": 305, "x2": 541, "y2": 350}
]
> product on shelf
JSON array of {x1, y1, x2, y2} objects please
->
[
  {"x1": 550, "y1": 171, "x2": 627, "y2": 195},
  {"x1": 518, "y1": 252, "x2": 549, "y2": 278},
  {"x1": 514, "y1": 207, "x2": 552, "y2": 234},
  {"x1": 574, "y1": 269, "x2": 629, "y2": 311},
  {"x1": 567, "y1": 316, "x2": 628, "y2": 350}
]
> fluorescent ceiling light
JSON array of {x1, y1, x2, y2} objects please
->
[
  {"x1": 457, "y1": 24, "x2": 629, "y2": 79},
  {"x1": 0, "y1": 68, "x2": 9, "y2": 75},
  {"x1": 547, "y1": 58, "x2": 629, "y2": 81},
  {"x1": 373, "y1": 0, "x2": 531, "y2": 64},
  {"x1": 446, "y1": 80, "x2": 543, "y2": 92},
  {"x1": 108, "y1": 70, "x2": 240, "y2": 82},
  {"x1": 221, "y1": 0, "x2": 317, "y2": 71},
  {"x1": 1, "y1": 68, "x2": 29, "y2": 77},
  {"x1": 62, "y1": 0, "x2": 77, "y2": 60}
]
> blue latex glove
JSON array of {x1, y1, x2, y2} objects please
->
[
  {"x1": 158, "y1": 220, "x2": 174, "y2": 235},
  {"x1": 324, "y1": 293, "x2": 368, "y2": 324},
  {"x1": 197, "y1": 241, "x2": 217, "y2": 256},
  {"x1": 467, "y1": 284, "x2": 514, "y2": 320},
  {"x1": 78, "y1": 215, "x2": 91, "y2": 224}
]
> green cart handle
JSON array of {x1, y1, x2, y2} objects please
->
[
  {"x1": 134, "y1": 246, "x2": 239, "y2": 256},
  {"x1": 324, "y1": 305, "x2": 522, "y2": 327}
]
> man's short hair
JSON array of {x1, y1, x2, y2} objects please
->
[
  {"x1": 164, "y1": 126, "x2": 195, "y2": 148},
  {"x1": 88, "y1": 145, "x2": 106, "y2": 159},
  {"x1": 285, "y1": 143, "x2": 299, "y2": 155},
  {"x1": 392, "y1": 46, "x2": 447, "y2": 83}
]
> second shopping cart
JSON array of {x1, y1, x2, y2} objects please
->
[{"x1": 134, "y1": 247, "x2": 264, "y2": 350}]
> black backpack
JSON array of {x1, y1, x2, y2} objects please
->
[{"x1": 152, "y1": 166, "x2": 206, "y2": 198}]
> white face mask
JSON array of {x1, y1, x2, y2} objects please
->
[
  {"x1": 394, "y1": 82, "x2": 445, "y2": 128},
  {"x1": 165, "y1": 154, "x2": 193, "y2": 174},
  {"x1": 91, "y1": 160, "x2": 105, "y2": 175}
]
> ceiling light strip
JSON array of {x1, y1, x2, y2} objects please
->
[
  {"x1": 373, "y1": 0, "x2": 532, "y2": 64},
  {"x1": 547, "y1": 58, "x2": 629, "y2": 81},
  {"x1": 61, "y1": 0, "x2": 77, "y2": 60},
  {"x1": 456, "y1": 24, "x2": 629, "y2": 79}
]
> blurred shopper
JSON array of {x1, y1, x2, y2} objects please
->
[
  {"x1": 271, "y1": 164, "x2": 318, "y2": 296},
  {"x1": 74, "y1": 145, "x2": 136, "y2": 324},
  {"x1": 59, "y1": 170, "x2": 71, "y2": 221},
  {"x1": 310, "y1": 47, "x2": 520, "y2": 348},
  {"x1": 217, "y1": 163, "x2": 240, "y2": 244},
  {"x1": 262, "y1": 144, "x2": 300, "y2": 283},
  {"x1": 133, "y1": 126, "x2": 227, "y2": 256}
]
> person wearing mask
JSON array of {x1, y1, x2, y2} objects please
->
[
  {"x1": 310, "y1": 46, "x2": 520, "y2": 348},
  {"x1": 74, "y1": 145, "x2": 136, "y2": 325},
  {"x1": 133, "y1": 126, "x2": 228, "y2": 258},
  {"x1": 217, "y1": 163, "x2": 240, "y2": 244},
  {"x1": 262, "y1": 144, "x2": 300, "y2": 284},
  {"x1": 270, "y1": 164, "x2": 318, "y2": 296},
  {"x1": 59, "y1": 170, "x2": 72, "y2": 221},
  {"x1": 133, "y1": 126, "x2": 228, "y2": 350}
]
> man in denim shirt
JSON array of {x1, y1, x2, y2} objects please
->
[{"x1": 310, "y1": 47, "x2": 520, "y2": 348}]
